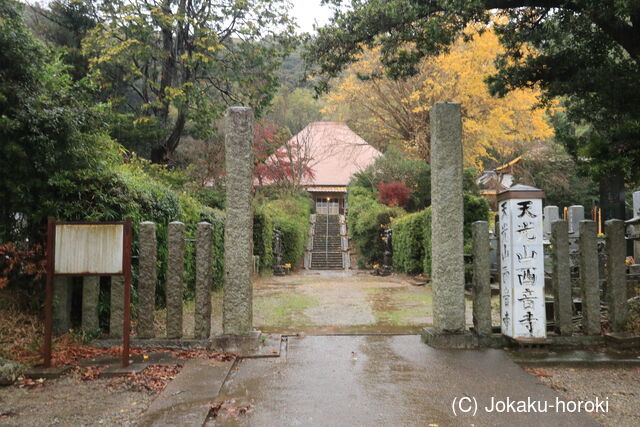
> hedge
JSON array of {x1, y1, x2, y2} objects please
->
[
  {"x1": 391, "y1": 209, "x2": 429, "y2": 275},
  {"x1": 392, "y1": 193, "x2": 489, "y2": 276},
  {"x1": 348, "y1": 185, "x2": 405, "y2": 266},
  {"x1": 253, "y1": 193, "x2": 311, "y2": 271}
]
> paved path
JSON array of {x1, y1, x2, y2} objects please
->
[{"x1": 209, "y1": 335, "x2": 599, "y2": 426}]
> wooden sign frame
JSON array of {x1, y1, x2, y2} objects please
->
[{"x1": 44, "y1": 218, "x2": 132, "y2": 368}]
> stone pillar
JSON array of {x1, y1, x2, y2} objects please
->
[
  {"x1": 430, "y1": 102, "x2": 465, "y2": 333},
  {"x1": 137, "y1": 221, "x2": 157, "y2": 339},
  {"x1": 497, "y1": 185, "x2": 546, "y2": 339},
  {"x1": 166, "y1": 221, "x2": 185, "y2": 339},
  {"x1": 543, "y1": 206, "x2": 559, "y2": 241},
  {"x1": 195, "y1": 222, "x2": 213, "y2": 339},
  {"x1": 82, "y1": 276, "x2": 100, "y2": 332},
  {"x1": 110, "y1": 276, "x2": 124, "y2": 338},
  {"x1": 579, "y1": 220, "x2": 601, "y2": 335},
  {"x1": 551, "y1": 220, "x2": 572, "y2": 335},
  {"x1": 52, "y1": 276, "x2": 72, "y2": 335},
  {"x1": 605, "y1": 220, "x2": 628, "y2": 332},
  {"x1": 472, "y1": 221, "x2": 492, "y2": 337},
  {"x1": 223, "y1": 107, "x2": 254, "y2": 336}
]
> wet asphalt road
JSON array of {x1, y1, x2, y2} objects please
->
[{"x1": 210, "y1": 335, "x2": 599, "y2": 426}]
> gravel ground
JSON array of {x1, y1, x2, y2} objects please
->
[
  {"x1": 526, "y1": 366, "x2": 640, "y2": 426},
  {"x1": 0, "y1": 375, "x2": 155, "y2": 426}
]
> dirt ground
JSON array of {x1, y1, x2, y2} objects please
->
[
  {"x1": 526, "y1": 366, "x2": 640, "y2": 426},
  {"x1": 157, "y1": 271, "x2": 474, "y2": 337},
  {"x1": 0, "y1": 375, "x2": 155, "y2": 426}
]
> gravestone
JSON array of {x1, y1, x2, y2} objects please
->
[
  {"x1": 543, "y1": 206, "x2": 559, "y2": 241},
  {"x1": 223, "y1": 107, "x2": 254, "y2": 336},
  {"x1": 429, "y1": 102, "x2": 465, "y2": 334}
]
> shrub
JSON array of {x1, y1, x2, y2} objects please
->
[{"x1": 377, "y1": 181, "x2": 411, "y2": 208}]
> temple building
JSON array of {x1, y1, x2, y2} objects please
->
[{"x1": 265, "y1": 122, "x2": 381, "y2": 214}]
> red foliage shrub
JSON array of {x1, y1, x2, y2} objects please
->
[
  {"x1": 377, "y1": 181, "x2": 412, "y2": 208},
  {"x1": 0, "y1": 243, "x2": 46, "y2": 289}
]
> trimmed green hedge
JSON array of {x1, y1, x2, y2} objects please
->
[
  {"x1": 348, "y1": 185, "x2": 405, "y2": 266},
  {"x1": 253, "y1": 193, "x2": 311, "y2": 271},
  {"x1": 392, "y1": 209, "x2": 429, "y2": 275},
  {"x1": 392, "y1": 193, "x2": 489, "y2": 276}
]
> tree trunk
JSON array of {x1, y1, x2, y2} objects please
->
[{"x1": 599, "y1": 171, "x2": 626, "y2": 220}]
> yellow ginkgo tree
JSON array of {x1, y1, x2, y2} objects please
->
[{"x1": 322, "y1": 25, "x2": 553, "y2": 169}]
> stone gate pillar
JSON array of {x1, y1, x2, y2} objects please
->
[
  {"x1": 429, "y1": 102, "x2": 465, "y2": 334},
  {"x1": 223, "y1": 107, "x2": 254, "y2": 336}
]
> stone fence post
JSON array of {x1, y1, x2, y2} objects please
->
[
  {"x1": 166, "y1": 221, "x2": 185, "y2": 339},
  {"x1": 195, "y1": 222, "x2": 213, "y2": 339},
  {"x1": 579, "y1": 220, "x2": 601, "y2": 335},
  {"x1": 110, "y1": 276, "x2": 124, "y2": 338},
  {"x1": 551, "y1": 220, "x2": 572, "y2": 335},
  {"x1": 605, "y1": 220, "x2": 628, "y2": 332},
  {"x1": 82, "y1": 276, "x2": 100, "y2": 332},
  {"x1": 137, "y1": 221, "x2": 157, "y2": 339},
  {"x1": 472, "y1": 221, "x2": 491, "y2": 337}
]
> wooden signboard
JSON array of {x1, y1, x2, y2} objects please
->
[{"x1": 44, "y1": 218, "x2": 132, "y2": 368}]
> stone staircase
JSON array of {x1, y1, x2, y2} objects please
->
[{"x1": 309, "y1": 214, "x2": 345, "y2": 270}]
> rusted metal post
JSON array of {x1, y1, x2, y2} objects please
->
[
  {"x1": 122, "y1": 218, "x2": 132, "y2": 368},
  {"x1": 43, "y1": 218, "x2": 56, "y2": 368}
]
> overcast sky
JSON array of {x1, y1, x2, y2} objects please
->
[
  {"x1": 30, "y1": 0, "x2": 335, "y2": 34},
  {"x1": 290, "y1": 0, "x2": 334, "y2": 34}
]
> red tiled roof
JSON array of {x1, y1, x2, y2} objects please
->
[{"x1": 269, "y1": 122, "x2": 381, "y2": 187}]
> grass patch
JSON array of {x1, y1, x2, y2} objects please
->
[{"x1": 254, "y1": 293, "x2": 319, "y2": 327}]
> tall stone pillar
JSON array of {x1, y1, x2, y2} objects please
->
[
  {"x1": 166, "y1": 221, "x2": 185, "y2": 339},
  {"x1": 430, "y1": 102, "x2": 465, "y2": 333},
  {"x1": 137, "y1": 221, "x2": 157, "y2": 339},
  {"x1": 223, "y1": 107, "x2": 254, "y2": 336},
  {"x1": 82, "y1": 276, "x2": 100, "y2": 332},
  {"x1": 195, "y1": 222, "x2": 213, "y2": 339}
]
